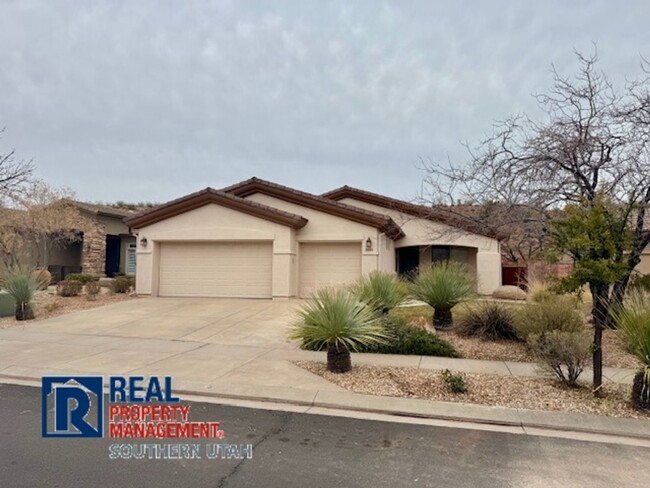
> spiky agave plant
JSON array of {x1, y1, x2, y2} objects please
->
[
  {"x1": 2, "y1": 267, "x2": 49, "y2": 321},
  {"x1": 410, "y1": 261, "x2": 476, "y2": 330},
  {"x1": 353, "y1": 271, "x2": 410, "y2": 314},
  {"x1": 290, "y1": 288, "x2": 388, "y2": 373},
  {"x1": 613, "y1": 291, "x2": 650, "y2": 410}
]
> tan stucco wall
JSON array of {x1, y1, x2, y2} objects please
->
[
  {"x1": 131, "y1": 203, "x2": 296, "y2": 297},
  {"x1": 96, "y1": 214, "x2": 130, "y2": 236},
  {"x1": 244, "y1": 193, "x2": 386, "y2": 280},
  {"x1": 338, "y1": 197, "x2": 501, "y2": 294},
  {"x1": 637, "y1": 246, "x2": 650, "y2": 275}
]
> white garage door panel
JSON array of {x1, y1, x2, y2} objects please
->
[
  {"x1": 159, "y1": 242, "x2": 272, "y2": 298},
  {"x1": 299, "y1": 242, "x2": 362, "y2": 298}
]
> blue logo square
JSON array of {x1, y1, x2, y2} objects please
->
[{"x1": 42, "y1": 376, "x2": 104, "y2": 438}]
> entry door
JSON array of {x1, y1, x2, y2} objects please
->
[
  {"x1": 397, "y1": 247, "x2": 419, "y2": 277},
  {"x1": 105, "y1": 236, "x2": 121, "y2": 277}
]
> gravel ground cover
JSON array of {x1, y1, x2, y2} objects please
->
[
  {"x1": 298, "y1": 361, "x2": 649, "y2": 420},
  {"x1": 0, "y1": 287, "x2": 135, "y2": 328}
]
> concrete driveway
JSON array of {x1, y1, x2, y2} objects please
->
[{"x1": 0, "y1": 297, "x2": 341, "y2": 392}]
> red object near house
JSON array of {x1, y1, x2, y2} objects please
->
[{"x1": 502, "y1": 266, "x2": 528, "y2": 290}]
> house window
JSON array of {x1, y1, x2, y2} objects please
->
[
  {"x1": 431, "y1": 246, "x2": 450, "y2": 263},
  {"x1": 126, "y1": 244, "x2": 136, "y2": 276}
]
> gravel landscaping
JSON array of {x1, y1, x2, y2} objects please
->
[
  {"x1": 0, "y1": 287, "x2": 135, "y2": 328},
  {"x1": 298, "y1": 361, "x2": 650, "y2": 420},
  {"x1": 392, "y1": 304, "x2": 641, "y2": 369}
]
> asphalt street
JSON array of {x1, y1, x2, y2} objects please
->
[{"x1": 0, "y1": 383, "x2": 647, "y2": 488}]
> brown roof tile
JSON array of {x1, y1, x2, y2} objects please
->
[
  {"x1": 124, "y1": 187, "x2": 308, "y2": 229},
  {"x1": 221, "y1": 177, "x2": 405, "y2": 239}
]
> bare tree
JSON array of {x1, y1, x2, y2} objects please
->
[
  {"x1": 0, "y1": 128, "x2": 33, "y2": 203},
  {"x1": 421, "y1": 49, "x2": 650, "y2": 394}
]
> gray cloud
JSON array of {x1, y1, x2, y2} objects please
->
[{"x1": 0, "y1": 0, "x2": 648, "y2": 203}]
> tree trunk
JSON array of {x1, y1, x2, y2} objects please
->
[
  {"x1": 591, "y1": 283, "x2": 610, "y2": 397},
  {"x1": 433, "y1": 308, "x2": 453, "y2": 330},
  {"x1": 631, "y1": 369, "x2": 650, "y2": 410},
  {"x1": 326, "y1": 344, "x2": 351, "y2": 373},
  {"x1": 15, "y1": 302, "x2": 34, "y2": 321}
]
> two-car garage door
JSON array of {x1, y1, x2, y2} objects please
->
[
  {"x1": 159, "y1": 242, "x2": 273, "y2": 298},
  {"x1": 158, "y1": 241, "x2": 362, "y2": 298}
]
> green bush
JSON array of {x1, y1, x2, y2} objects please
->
[
  {"x1": 300, "y1": 315, "x2": 459, "y2": 358},
  {"x1": 440, "y1": 369, "x2": 468, "y2": 393},
  {"x1": 64, "y1": 273, "x2": 98, "y2": 285},
  {"x1": 410, "y1": 262, "x2": 476, "y2": 330},
  {"x1": 612, "y1": 291, "x2": 650, "y2": 409},
  {"x1": 110, "y1": 276, "x2": 134, "y2": 294},
  {"x1": 456, "y1": 302, "x2": 520, "y2": 341},
  {"x1": 353, "y1": 271, "x2": 409, "y2": 314},
  {"x1": 85, "y1": 281, "x2": 102, "y2": 300},
  {"x1": 290, "y1": 288, "x2": 388, "y2": 372},
  {"x1": 1, "y1": 267, "x2": 49, "y2": 320},
  {"x1": 56, "y1": 280, "x2": 83, "y2": 297},
  {"x1": 513, "y1": 295, "x2": 584, "y2": 340}
]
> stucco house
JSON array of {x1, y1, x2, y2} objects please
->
[{"x1": 125, "y1": 177, "x2": 502, "y2": 299}]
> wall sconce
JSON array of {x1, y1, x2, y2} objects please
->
[
  {"x1": 139, "y1": 236, "x2": 148, "y2": 248},
  {"x1": 365, "y1": 237, "x2": 372, "y2": 251}
]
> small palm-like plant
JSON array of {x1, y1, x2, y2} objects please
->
[
  {"x1": 2, "y1": 267, "x2": 49, "y2": 321},
  {"x1": 290, "y1": 288, "x2": 388, "y2": 373},
  {"x1": 613, "y1": 291, "x2": 650, "y2": 410},
  {"x1": 410, "y1": 262, "x2": 475, "y2": 330},
  {"x1": 353, "y1": 271, "x2": 409, "y2": 314}
]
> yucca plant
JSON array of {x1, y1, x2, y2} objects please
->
[
  {"x1": 290, "y1": 288, "x2": 388, "y2": 373},
  {"x1": 1, "y1": 267, "x2": 50, "y2": 321},
  {"x1": 353, "y1": 271, "x2": 409, "y2": 314},
  {"x1": 410, "y1": 262, "x2": 475, "y2": 330},
  {"x1": 613, "y1": 291, "x2": 650, "y2": 410}
]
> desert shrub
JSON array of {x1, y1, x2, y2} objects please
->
[
  {"x1": 2, "y1": 267, "x2": 49, "y2": 320},
  {"x1": 410, "y1": 262, "x2": 475, "y2": 330},
  {"x1": 44, "y1": 300, "x2": 62, "y2": 313},
  {"x1": 513, "y1": 295, "x2": 584, "y2": 340},
  {"x1": 110, "y1": 276, "x2": 134, "y2": 294},
  {"x1": 440, "y1": 369, "x2": 468, "y2": 393},
  {"x1": 353, "y1": 271, "x2": 409, "y2": 314},
  {"x1": 526, "y1": 279, "x2": 557, "y2": 303},
  {"x1": 85, "y1": 281, "x2": 102, "y2": 300},
  {"x1": 64, "y1": 273, "x2": 98, "y2": 285},
  {"x1": 300, "y1": 315, "x2": 459, "y2": 358},
  {"x1": 290, "y1": 288, "x2": 388, "y2": 372},
  {"x1": 629, "y1": 274, "x2": 650, "y2": 293},
  {"x1": 56, "y1": 280, "x2": 83, "y2": 297},
  {"x1": 456, "y1": 302, "x2": 520, "y2": 341},
  {"x1": 492, "y1": 285, "x2": 527, "y2": 301},
  {"x1": 527, "y1": 330, "x2": 591, "y2": 387},
  {"x1": 612, "y1": 291, "x2": 650, "y2": 409}
]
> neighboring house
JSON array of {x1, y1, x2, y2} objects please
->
[
  {"x1": 49, "y1": 202, "x2": 137, "y2": 281},
  {"x1": 125, "y1": 177, "x2": 502, "y2": 299}
]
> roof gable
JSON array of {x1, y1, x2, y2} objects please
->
[
  {"x1": 124, "y1": 188, "x2": 308, "y2": 230},
  {"x1": 322, "y1": 185, "x2": 501, "y2": 240},
  {"x1": 221, "y1": 177, "x2": 404, "y2": 239}
]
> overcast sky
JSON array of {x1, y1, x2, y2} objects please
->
[{"x1": 1, "y1": 1, "x2": 649, "y2": 204}]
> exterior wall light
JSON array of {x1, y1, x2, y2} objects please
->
[
  {"x1": 365, "y1": 237, "x2": 372, "y2": 251},
  {"x1": 140, "y1": 236, "x2": 148, "y2": 248}
]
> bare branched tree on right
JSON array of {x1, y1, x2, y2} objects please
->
[{"x1": 421, "y1": 49, "x2": 650, "y2": 395}]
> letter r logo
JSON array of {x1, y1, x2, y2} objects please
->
[{"x1": 42, "y1": 376, "x2": 104, "y2": 438}]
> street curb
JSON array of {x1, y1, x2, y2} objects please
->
[{"x1": 4, "y1": 371, "x2": 648, "y2": 442}]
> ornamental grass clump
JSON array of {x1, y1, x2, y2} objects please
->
[
  {"x1": 410, "y1": 262, "x2": 475, "y2": 330},
  {"x1": 290, "y1": 288, "x2": 388, "y2": 373},
  {"x1": 1, "y1": 267, "x2": 49, "y2": 321},
  {"x1": 353, "y1": 271, "x2": 409, "y2": 315},
  {"x1": 456, "y1": 302, "x2": 520, "y2": 341},
  {"x1": 613, "y1": 291, "x2": 650, "y2": 410}
]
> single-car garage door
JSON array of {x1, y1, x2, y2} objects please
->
[
  {"x1": 158, "y1": 241, "x2": 273, "y2": 298},
  {"x1": 299, "y1": 242, "x2": 362, "y2": 298}
]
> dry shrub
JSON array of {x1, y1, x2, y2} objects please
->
[
  {"x1": 514, "y1": 295, "x2": 584, "y2": 340},
  {"x1": 456, "y1": 302, "x2": 520, "y2": 341},
  {"x1": 56, "y1": 280, "x2": 82, "y2": 297},
  {"x1": 85, "y1": 281, "x2": 102, "y2": 301},
  {"x1": 110, "y1": 276, "x2": 134, "y2": 294},
  {"x1": 528, "y1": 330, "x2": 591, "y2": 387}
]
